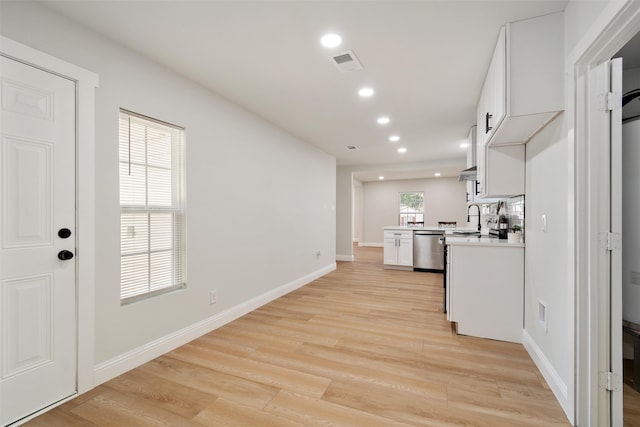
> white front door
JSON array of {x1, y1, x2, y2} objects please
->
[{"x1": 0, "y1": 56, "x2": 77, "y2": 425}]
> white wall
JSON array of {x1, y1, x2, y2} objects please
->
[
  {"x1": 1, "y1": 1, "x2": 336, "y2": 368},
  {"x1": 564, "y1": 0, "x2": 610, "y2": 56},
  {"x1": 361, "y1": 177, "x2": 469, "y2": 245},
  {"x1": 522, "y1": 1, "x2": 621, "y2": 424},
  {"x1": 524, "y1": 115, "x2": 573, "y2": 412}
]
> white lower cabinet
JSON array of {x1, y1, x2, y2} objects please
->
[
  {"x1": 383, "y1": 230, "x2": 413, "y2": 269},
  {"x1": 447, "y1": 243, "x2": 523, "y2": 343}
]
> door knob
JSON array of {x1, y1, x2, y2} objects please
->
[
  {"x1": 58, "y1": 228, "x2": 72, "y2": 239},
  {"x1": 57, "y1": 250, "x2": 74, "y2": 261}
]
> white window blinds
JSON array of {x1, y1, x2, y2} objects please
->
[{"x1": 119, "y1": 110, "x2": 186, "y2": 303}]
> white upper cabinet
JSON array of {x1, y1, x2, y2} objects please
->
[
  {"x1": 479, "y1": 12, "x2": 564, "y2": 147},
  {"x1": 475, "y1": 11, "x2": 562, "y2": 198},
  {"x1": 485, "y1": 26, "x2": 506, "y2": 143}
]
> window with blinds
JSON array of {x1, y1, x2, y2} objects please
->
[{"x1": 119, "y1": 110, "x2": 186, "y2": 303}]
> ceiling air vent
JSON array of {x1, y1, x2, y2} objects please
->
[
  {"x1": 345, "y1": 145, "x2": 358, "y2": 150},
  {"x1": 330, "y1": 50, "x2": 363, "y2": 72}
]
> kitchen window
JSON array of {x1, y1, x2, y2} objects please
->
[
  {"x1": 399, "y1": 191, "x2": 424, "y2": 226},
  {"x1": 119, "y1": 110, "x2": 186, "y2": 303}
]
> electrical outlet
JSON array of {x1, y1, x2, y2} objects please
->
[{"x1": 209, "y1": 290, "x2": 217, "y2": 304}]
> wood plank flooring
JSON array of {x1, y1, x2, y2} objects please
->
[
  {"x1": 623, "y1": 358, "x2": 640, "y2": 426},
  {"x1": 25, "y1": 245, "x2": 571, "y2": 426}
]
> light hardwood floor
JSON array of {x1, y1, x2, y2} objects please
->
[
  {"x1": 624, "y1": 358, "x2": 640, "y2": 426},
  {"x1": 26, "y1": 245, "x2": 571, "y2": 426}
]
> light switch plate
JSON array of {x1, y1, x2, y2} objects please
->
[{"x1": 541, "y1": 214, "x2": 547, "y2": 232}]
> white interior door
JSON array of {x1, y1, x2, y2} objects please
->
[
  {"x1": 609, "y1": 57, "x2": 623, "y2": 427},
  {"x1": 586, "y1": 57, "x2": 623, "y2": 427},
  {"x1": 0, "y1": 56, "x2": 77, "y2": 425}
]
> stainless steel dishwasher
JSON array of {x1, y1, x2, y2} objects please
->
[{"x1": 413, "y1": 230, "x2": 445, "y2": 272}]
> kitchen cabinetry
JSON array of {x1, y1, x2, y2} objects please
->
[
  {"x1": 479, "y1": 11, "x2": 563, "y2": 147},
  {"x1": 478, "y1": 26, "x2": 506, "y2": 146},
  {"x1": 446, "y1": 241, "x2": 524, "y2": 343},
  {"x1": 465, "y1": 125, "x2": 506, "y2": 203},
  {"x1": 465, "y1": 126, "x2": 478, "y2": 203},
  {"x1": 383, "y1": 230, "x2": 413, "y2": 270},
  {"x1": 477, "y1": 144, "x2": 525, "y2": 198},
  {"x1": 475, "y1": 11, "x2": 562, "y2": 198}
]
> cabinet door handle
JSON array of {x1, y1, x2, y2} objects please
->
[
  {"x1": 485, "y1": 112, "x2": 493, "y2": 134},
  {"x1": 475, "y1": 180, "x2": 480, "y2": 195}
]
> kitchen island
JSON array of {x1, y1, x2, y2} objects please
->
[{"x1": 382, "y1": 226, "x2": 476, "y2": 270}]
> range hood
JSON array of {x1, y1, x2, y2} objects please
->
[{"x1": 458, "y1": 166, "x2": 477, "y2": 182}]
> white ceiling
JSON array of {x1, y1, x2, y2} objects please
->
[{"x1": 44, "y1": 0, "x2": 569, "y2": 180}]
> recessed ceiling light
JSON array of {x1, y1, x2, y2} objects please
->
[
  {"x1": 321, "y1": 33, "x2": 342, "y2": 48},
  {"x1": 389, "y1": 135, "x2": 400, "y2": 142},
  {"x1": 460, "y1": 142, "x2": 469, "y2": 148},
  {"x1": 377, "y1": 117, "x2": 390, "y2": 125},
  {"x1": 358, "y1": 87, "x2": 374, "y2": 97},
  {"x1": 397, "y1": 147, "x2": 407, "y2": 153},
  {"x1": 435, "y1": 172, "x2": 441, "y2": 177},
  {"x1": 378, "y1": 176, "x2": 385, "y2": 180}
]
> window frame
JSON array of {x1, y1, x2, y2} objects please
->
[
  {"x1": 398, "y1": 191, "x2": 424, "y2": 226},
  {"x1": 118, "y1": 109, "x2": 186, "y2": 304}
]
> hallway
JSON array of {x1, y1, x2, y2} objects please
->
[{"x1": 25, "y1": 245, "x2": 569, "y2": 426}]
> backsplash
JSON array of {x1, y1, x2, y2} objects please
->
[
  {"x1": 506, "y1": 195, "x2": 525, "y2": 234},
  {"x1": 477, "y1": 195, "x2": 525, "y2": 241}
]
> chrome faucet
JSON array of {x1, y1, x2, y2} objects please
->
[{"x1": 467, "y1": 204, "x2": 482, "y2": 232}]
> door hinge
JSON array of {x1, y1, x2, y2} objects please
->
[
  {"x1": 599, "y1": 371, "x2": 622, "y2": 392},
  {"x1": 598, "y1": 91, "x2": 622, "y2": 111},
  {"x1": 599, "y1": 231, "x2": 621, "y2": 251}
]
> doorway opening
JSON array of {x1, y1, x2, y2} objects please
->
[{"x1": 614, "y1": 31, "x2": 640, "y2": 425}]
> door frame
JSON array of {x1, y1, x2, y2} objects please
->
[
  {"x1": 573, "y1": 2, "x2": 640, "y2": 425},
  {"x1": 0, "y1": 36, "x2": 98, "y2": 415}
]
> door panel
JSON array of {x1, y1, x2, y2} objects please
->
[
  {"x1": 2, "y1": 136, "x2": 53, "y2": 247},
  {"x1": 1, "y1": 56, "x2": 76, "y2": 426},
  {"x1": 2, "y1": 274, "x2": 53, "y2": 376}
]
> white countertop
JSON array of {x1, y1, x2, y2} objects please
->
[
  {"x1": 383, "y1": 225, "x2": 440, "y2": 231},
  {"x1": 444, "y1": 236, "x2": 525, "y2": 248},
  {"x1": 383, "y1": 226, "x2": 478, "y2": 232}
]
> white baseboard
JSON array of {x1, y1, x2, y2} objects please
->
[
  {"x1": 93, "y1": 263, "x2": 336, "y2": 386},
  {"x1": 358, "y1": 242, "x2": 383, "y2": 247},
  {"x1": 522, "y1": 330, "x2": 573, "y2": 424},
  {"x1": 336, "y1": 254, "x2": 354, "y2": 261}
]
